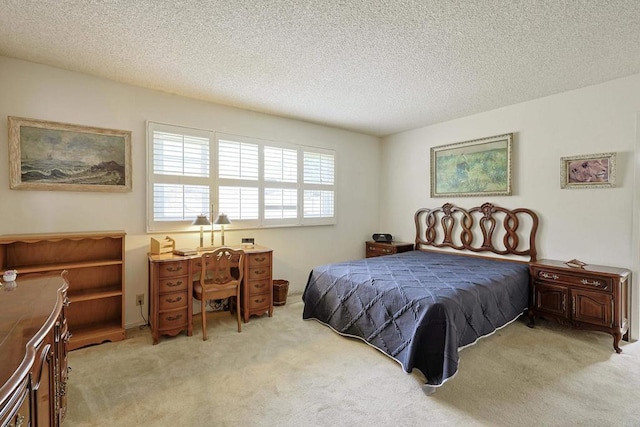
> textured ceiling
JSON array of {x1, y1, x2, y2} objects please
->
[{"x1": 1, "y1": 1, "x2": 640, "y2": 137}]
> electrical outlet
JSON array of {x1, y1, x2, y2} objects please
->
[{"x1": 136, "y1": 294, "x2": 144, "y2": 306}]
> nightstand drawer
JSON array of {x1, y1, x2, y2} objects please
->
[
  {"x1": 367, "y1": 245, "x2": 395, "y2": 257},
  {"x1": 533, "y1": 268, "x2": 612, "y2": 292},
  {"x1": 365, "y1": 241, "x2": 413, "y2": 258}
]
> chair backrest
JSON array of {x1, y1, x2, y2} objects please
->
[{"x1": 200, "y1": 247, "x2": 244, "y2": 287}]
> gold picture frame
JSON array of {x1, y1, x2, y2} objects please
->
[
  {"x1": 560, "y1": 152, "x2": 615, "y2": 189},
  {"x1": 430, "y1": 133, "x2": 513, "y2": 197},
  {"x1": 8, "y1": 116, "x2": 132, "y2": 192}
]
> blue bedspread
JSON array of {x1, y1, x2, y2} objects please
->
[{"x1": 302, "y1": 250, "x2": 529, "y2": 386}]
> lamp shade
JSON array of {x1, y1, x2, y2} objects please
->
[
  {"x1": 213, "y1": 213, "x2": 231, "y2": 225},
  {"x1": 192, "y1": 214, "x2": 211, "y2": 226}
]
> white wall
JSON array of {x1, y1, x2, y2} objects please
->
[
  {"x1": 380, "y1": 73, "x2": 640, "y2": 340},
  {"x1": 0, "y1": 56, "x2": 380, "y2": 328}
]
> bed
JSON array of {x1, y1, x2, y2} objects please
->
[{"x1": 302, "y1": 203, "x2": 539, "y2": 393}]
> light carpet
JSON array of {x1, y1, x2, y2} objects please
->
[{"x1": 66, "y1": 296, "x2": 640, "y2": 426}]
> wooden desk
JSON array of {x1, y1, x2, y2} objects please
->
[{"x1": 148, "y1": 245, "x2": 273, "y2": 344}]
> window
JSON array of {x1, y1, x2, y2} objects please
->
[
  {"x1": 147, "y1": 122, "x2": 336, "y2": 232},
  {"x1": 303, "y1": 150, "x2": 335, "y2": 219}
]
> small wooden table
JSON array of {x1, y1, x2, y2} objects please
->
[{"x1": 148, "y1": 245, "x2": 273, "y2": 344}]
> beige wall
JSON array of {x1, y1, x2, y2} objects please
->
[
  {"x1": 3, "y1": 55, "x2": 638, "y2": 340},
  {"x1": 0, "y1": 56, "x2": 380, "y2": 328},
  {"x1": 380, "y1": 73, "x2": 640, "y2": 340}
]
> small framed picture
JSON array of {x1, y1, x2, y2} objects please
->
[{"x1": 560, "y1": 152, "x2": 616, "y2": 189}]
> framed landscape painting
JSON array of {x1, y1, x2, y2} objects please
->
[
  {"x1": 8, "y1": 117, "x2": 132, "y2": 192},
  {"x1": 560, "y1": 152, "x2": 616, "y2": 189},
  {"x1": 430, "y1": 133, "x2": 513, "y2": 197}
]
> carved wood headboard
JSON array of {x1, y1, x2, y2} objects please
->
[{"x1": 414, "y1": 202, "x2": 539, "y2": 262}]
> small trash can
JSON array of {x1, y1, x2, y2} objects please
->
[{"x1": 273, "y1": 279, "x2": 289, "y2": 306}]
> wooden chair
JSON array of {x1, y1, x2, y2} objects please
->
[{"x1": 193, "y1": 247, "x2": 244, "y2": 340}]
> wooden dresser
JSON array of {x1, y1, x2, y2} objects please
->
[
  {"x1": 528, "y1": 259, "x2": 630, "y2": 353},
  {"x1": 148, "y1": 245, "x2": 273, "y2": 344},
  {"x1": 0, "y1": 231, "x2": 126, "y2": 350},
  {"x1": 0, "y1": 273, "x2": 70, "y2": 426},
  {"x1": 365, "y1": 241, "x2": 414, "y2": 258}
]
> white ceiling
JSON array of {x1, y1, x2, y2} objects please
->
[{"x1": 1, "y1": 1, "x2": 639, "y2": 137}]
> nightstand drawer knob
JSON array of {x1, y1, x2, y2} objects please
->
[{"x1": 540, "y1": 272, "x2": 559, "y2": 280}]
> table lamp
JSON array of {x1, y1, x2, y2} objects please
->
[
  {"x1": 192, "y1": 214, "x2": 211, "y2": 249},
  {"x1": 213, "y1": 213, "x2": 231, "y2": 246}
]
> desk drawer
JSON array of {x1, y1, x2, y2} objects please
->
[
  {"x1": 247, "y1": 266, "x2": 270, "y2": 281},
  {"x1": 159, "y1": 291, "x2": 188, "y2": 311},
  {"x1": 158, "y1": 276, "x2": 188, "y2": 293},
  {"x1": 248, "y1": 294, "x2": 271, "y2": 312},
  {"x1": 248, "y1": 252, "x2": 271, "y2": 268},
  {"x1": 247, "y1": 294, "x2": 270, "y2": 310},
  {"x1": 158, "y1": 261, "x2": 188, "y2": 278},
  {"x1": 247, "y1": 279, "x2": 270, "y2": 296},
  {"x1": 158, "y1": 308, "x2": 188, "y2": 330}
]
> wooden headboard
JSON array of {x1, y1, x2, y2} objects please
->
[{"x1": 414, "y1": 202, "x2": 539, "y2": 262}]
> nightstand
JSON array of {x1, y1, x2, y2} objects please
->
[
  {"x1": 365, "y1": 241, "x2": 414, "y2": 258},
  {"x1": 528, "y1": 259, "x2": 630, "y2": 353}
]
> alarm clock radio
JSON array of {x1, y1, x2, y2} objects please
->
[{"x1": 372, "y1": 233, "x2": 393, "y2": 243}]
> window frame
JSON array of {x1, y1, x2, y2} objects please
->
[{"x1": 146, "y1": 122, "x2": 336, "y2": 233}]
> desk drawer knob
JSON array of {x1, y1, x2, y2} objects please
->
[
  {"x1": 166, "y1": 280, "x2": 183, "y2": 287},
  {"x1": 166, "y1": 296, "x2": 183, "y2": 303},
  {"x1": 166, "y1": 266, "x2": 183, "y2": 272}
]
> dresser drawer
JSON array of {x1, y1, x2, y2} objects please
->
[
  {"x1": 158, "y1": 291, "x2": 188, "y2": 311},
  {"x1": 533, "y1": 268, "x2": 613, "y2": 292},
  {"x1": 158, "y1": 308, "x2": 188, "y2": 330},
  {"x1": 0, "y1": 377, "x2": 30, "y2": 427},
  {"x1": 247, "y1": 279, "x2": 270, "y2": 296},
  {"x1": 247, "y1": 294, "x2": 270, "y2": 310},
  {"x1": 158, "y1": 276, "x2": 188, "y2": 293},
  {"x1": 158, "y1": 260, "x2": 188, "y2": 278}
]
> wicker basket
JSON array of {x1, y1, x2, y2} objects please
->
[{"x1": 273, "y1": 279, "x2": 289, "y2": 306}]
